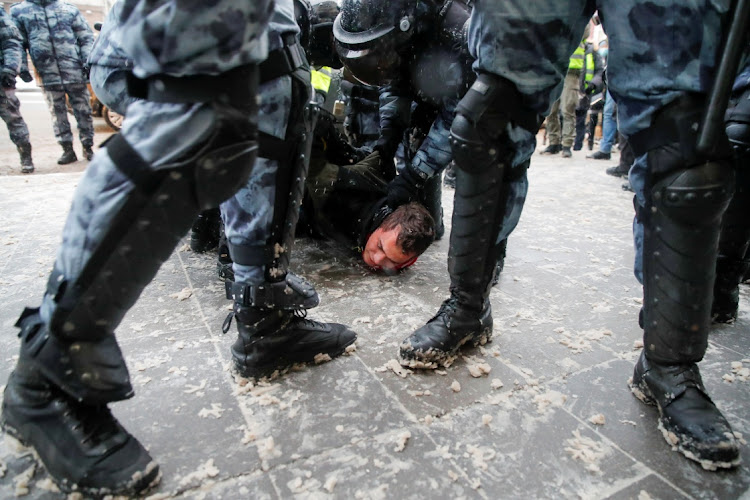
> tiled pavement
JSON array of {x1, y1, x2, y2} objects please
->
[{"x1": 0, "y1": 148, "x2": 748, "y2": 499}]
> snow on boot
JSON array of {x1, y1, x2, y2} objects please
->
[
  {"x1": 400, "y1": 293, "x2": 492, "y2": 369},
  {"x1": 1, "y1": 360, "x2": 160, "y2": 496},
  {"x1": 629, "y1": 352, "x2": 741, "y2": 470},
  {"x1": 223, "y1": 304, "x2": 357, "y2": 379}
]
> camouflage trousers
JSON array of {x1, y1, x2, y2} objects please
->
[
  {"x1": 220, "y1": 76, "x2": 292, "y2": 284},
  {"x1": 42, "y1": 83, "x2": 94, "y2": 147},
  {"x1": 0, "y1": 87, "x2": 30, "y2": 146},
  {"x1": 468, "y1": 0, "x2": 732, "y2": 270}
]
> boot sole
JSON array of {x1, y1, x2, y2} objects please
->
[
  {"x1": 1, "y1": 411, "x2": 162, "y2": 496},
  {"x1": 628, "y1": 378, "x2": 741, "y2": 470},
  {"x1": 399, "y1": 327, "x2": 493, "y2": 370},
  {"x1": 234, "y1": 336, "x2": 357, "y2": 381}
]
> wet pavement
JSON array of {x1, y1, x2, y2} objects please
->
[{"x1": 0, "y1": 146, "x2": 748, "y2": 499}]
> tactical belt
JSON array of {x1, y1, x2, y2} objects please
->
[
  {"x1": 126, "y1": 64, "x2": 257, "y2": 104},
  {"x1": 260, "y1": 32, "x2": 306, "y2": 84}
]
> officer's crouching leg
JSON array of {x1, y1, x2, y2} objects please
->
[
  {"x1": 1, "y1": 65, "x2": 261, "y2": 496},
  {"x1": 628, "y1": 98, "x2": 740, "y2": 469}
]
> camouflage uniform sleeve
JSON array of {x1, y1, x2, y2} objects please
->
[
  {"x1": 410, "y1": 99, "x2": 456, "y2": 179},
  {"x1": 8, "y1": 7, "x2": 30, "y2": 75},
  {"x1": 376, "y1": 82, "x2": 413, "y2": 160},
  {"x1": 71, "y1": 8, "x2": 95, "y2": 65},
  {"x1": 0, "y1": 10, "x2": 23, "y2": 75}
]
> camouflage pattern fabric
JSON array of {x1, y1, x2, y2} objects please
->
[
  {"x1": 38, "y1": 0, "x2": 273, "y2": 325},
  {"x1": 0, "y1": 8, "x2": 23, "y2": 78},
  {"x1": 42, "y1": 83, "x2": 94, "y2": 146},
  {"x1": 467, "y1": 0, "x2": 734, "y2": 273},
  {"x1": 88, "y1": 0, "x2": 135, "y2": 115},
  {"x1": 10, "y1": 0, "x2": 93, "y2": 87},
  {"x1": 219, "y1": 0, "x2": 297, "y2": 285},
  {"x1": 220, "y1": 76, "x2": 293, "y2": 285},
  {"x1": 0, "y1": 87, "x2": 30, "y2": 146},
  {"x1": 1, "y1": 8, "x2": 30, "y2": 146},
  {"x1": 117, "y1": 0, "x2": 273, "y2": 78}
]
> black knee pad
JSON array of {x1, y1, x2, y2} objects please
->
[{"x1": 450, "y1": 73, "x2": 539, "y2": 174}]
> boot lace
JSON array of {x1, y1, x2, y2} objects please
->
[{"x1": 61, "y1": 396, "x2": 120, "y2": 448}]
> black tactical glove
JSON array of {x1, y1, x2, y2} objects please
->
[
  {"x1": 0, "y1": 72, "x2": 15, "y2": 89},
  {"x1": 386, "y1": 164, "x2": 424, "y2": 209},
  {"x1": 19, "y1": 70, "x2": 33, "y2": 83}
]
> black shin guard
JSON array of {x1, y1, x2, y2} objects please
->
[
  {"x1": 401, "y1": 74, "x2": 537, "y2": 367},
  {"x1": 642, "y1": 162, "x2": 734, "y2": 364}
]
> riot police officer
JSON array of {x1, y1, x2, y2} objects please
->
[{"x1": 336, "y1": 0, "x2": 743, "y2": 470}]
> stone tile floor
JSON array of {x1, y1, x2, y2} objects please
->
[{"x1": 0, "y1": 149, "x2": 748, "y2": 499}]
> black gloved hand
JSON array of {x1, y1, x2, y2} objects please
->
[
  {"x1": 0, "y1": 72, "x2": 15, "y2": 89},
  {"x1": 19, "y1": 70, "x2": 33, "y2": 83},
  {"x1": 386, "y1": 164, "x2": 424, "y2": 209}
]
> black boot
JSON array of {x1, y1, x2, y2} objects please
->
[
  {"x1": 540, "y1": 144, "x2": 561, "y2": 155},
  {"x1": 57, "y1": 141, "x2": 78, "y2": 164},
  {"x1": 224, "y1": 300, "x2": 356, "y2": 379},
  {"x1": 190, "y1": 208, "x2": 221, "y2": 253},
  {"x1": 1, "y1": 356, "x2": 160, "y2": 496},
  {"x1": 400, "y1": 157, "x2": 511, "y2": 368},
  {"x1": 630, "y1": 352, "x2": 740, "y2": 470},
  {"x1": 17, "y1": 143, "x2": 34, "y2": 174},
  {"x1": 632, "y1": 155, "x2": 739, "y2": 469},
  {"x1": 83, "y1": 144, "x2": 95, "y2": 161}
]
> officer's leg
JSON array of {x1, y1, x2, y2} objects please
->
[
  {"x1": 713, "y1": 89, "x2": 750, "y2": 323},
  {"x1": 625, "y1": 97, "x2": 740, "y2": 469},
  {"x1": 0, "y1": 88, "x2": 33, "y2": 172},
  {"x1": 400, "y1": 73, "x2": 533, "y2": 368},
  {"x1": 1, "y1": 60, "x2": 263, "y2": 500},
  {"x1": 220, "y1": 68, "x2": 355, "y2": 380},
  {"x1": 66, "y1": 83, "x2": 96, "y2": 160},
  {"x1": 43, "y1": 86, "x2": 78, "y2": 164},
  {"x1": 400, "y1": 0, "x2": 591, "y2": 369}
]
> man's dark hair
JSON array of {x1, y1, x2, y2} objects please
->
[{"x1": 380, "y1": 202, "x2": 435, "y2": 256}]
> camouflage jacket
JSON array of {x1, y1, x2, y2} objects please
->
[
  {"x1": 0, "y1": 8, "x2": 23, "y2": 77},
  {"x1": 10, "y1": 0, "x2": 93, "y2": 86}
]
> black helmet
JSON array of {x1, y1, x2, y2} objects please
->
[
  {"x1": 309, "y1": 0, "x2": 343, "y2": 69},
  {"x1": 333, "y1": 0, "x2": 439, "y2": 86}
]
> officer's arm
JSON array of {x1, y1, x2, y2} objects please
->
[
  {"x1": 0, "y1": 16, "x2": 23, "y2": 76},
  {"x1": 9, "y1": 12, "x2": 32, "y2": 81},
  {"x1": 376, "y1": 82, "x2": 412, "y2": 163},
  {"x1": 72, "y1": 8, "x2": 95, "y2": 62},
  {"x1": 409, "y1": 102, "x2": 454, "y2": 179}
]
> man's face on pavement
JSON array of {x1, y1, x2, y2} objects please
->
[{"x1": 362, "y1": 226, "x2": 416, "y2": 272}]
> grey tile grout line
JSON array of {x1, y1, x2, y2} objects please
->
[{"x1": 173, "y1": 245, "x2": 287, "y2": 500}]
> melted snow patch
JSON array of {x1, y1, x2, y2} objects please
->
[
  {"x1": 377, "y1": 359, "x2": 412, "y2": 378},
  {"x1": 394, "y1": 430, "x2": 411, "y2": 452},
  {"x1": 589, "y1": 414, "x2": 606, "y2": 426},
  {"x1": 178, "y1": 459, "x2": 219, "y2": 486},
  {"x1": 723, "y1": 361, "x2": 750, "y2": 383},
  {"x1": 198, "y1": 403, "x2": 225, "y2": 419},
  {"x1": 170, "y1": 287, "x2": 192, "y2": 301},
  {"x1": 533, "y1": 390, "x2": 567, "y2": 414},
  {"x1": 14, "y1": 463, "x2": 35, "y2": 496},
  {"x1": 451, "y1": 380, "x2": 461, "y2": 393},
  {"x1": 565, "y1": 430, "x2": 608, "y2": 474}
]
